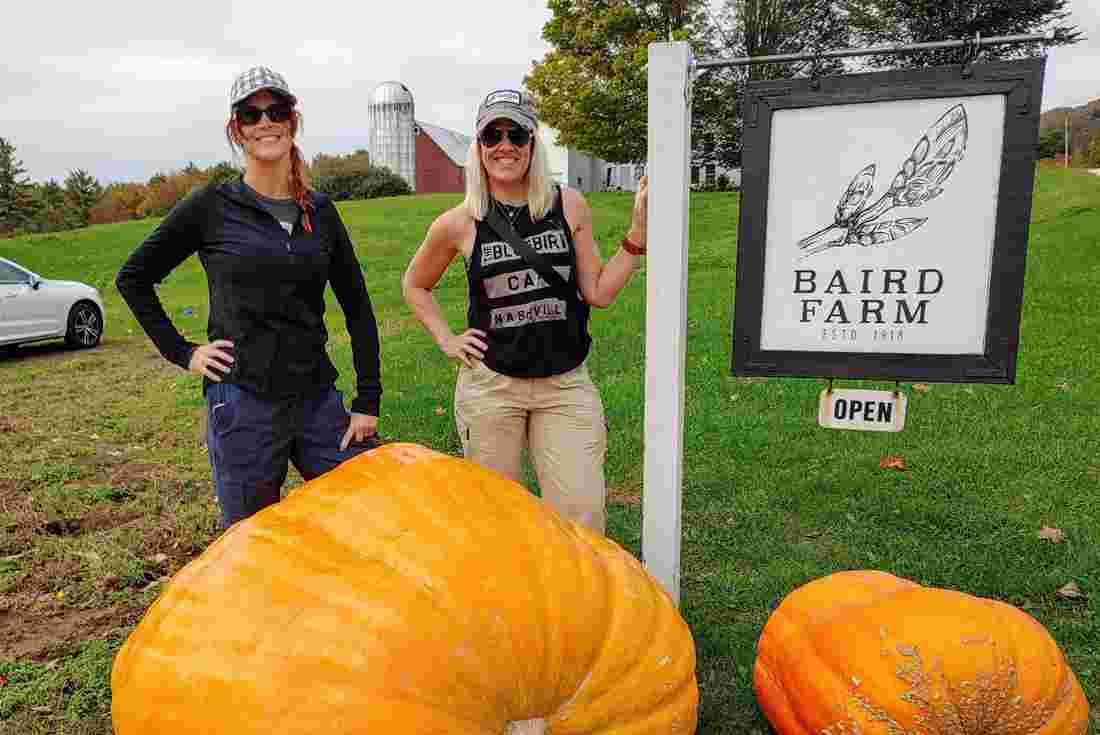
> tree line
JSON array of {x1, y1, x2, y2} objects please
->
[
  {"x1": 0, "y1": 141, "x2": 410, "y2": 238},
  {"x1": 526, "y1": 0, "x2": 1084, "y2": 168}
]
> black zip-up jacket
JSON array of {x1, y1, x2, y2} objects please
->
[{"x1": 116, "y1": 179, "x2": 382, "y2": 416}]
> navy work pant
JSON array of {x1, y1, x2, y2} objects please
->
[{"x1": 205, "y1": 382, "x2": 377, "y2": 529}]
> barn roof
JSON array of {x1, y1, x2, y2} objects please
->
[{"x1": 416, "y1": 121, "x2": 471, "y2": 167}]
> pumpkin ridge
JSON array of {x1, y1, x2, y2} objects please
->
[
  {"x1": 550, "y1": 547, "x2": 696, "y2": 732},
  {"x1": 371, "y1": 453, "x2": 614, "y2": 720},
  {"x1": 544, "y1": 527, "x2": 618, "y2": 715}
]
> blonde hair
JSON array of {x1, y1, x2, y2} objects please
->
[{"x1": 462, "y1": 129, "x2": 556, "y2": 222}]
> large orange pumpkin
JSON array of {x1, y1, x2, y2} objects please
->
[
  {"x1": 754, "y1": 570, "x2": 1089, "y2": 735},
  {"x1": 112, "y1": 443, "x2": 698, "y2": 734}
]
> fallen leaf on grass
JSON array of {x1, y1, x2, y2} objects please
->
[
  {"x1": 912, "y1": 383, "x2": 931, "y2": 393},
  {"x1": 0, "y1": 674, "x2": 7, "y2": 687},
  {"x1": 1056, "y1": 382, "x2": 1071, "y2": 392},
  {"x1": 1037, "y1": 526, "x2": 1066, "y2": 543},
  {"x1": 1057, "y1": 582, "x2": 1085, "y2": 600},
  {"x1": 434, "y1": 406, "x2": 446, "y2": 416},
  {"x1": 879, "y1": 455, "x2": 907, "y2": 471}
]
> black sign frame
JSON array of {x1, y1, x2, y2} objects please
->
[{"x1": 731, "y1": 58, "x2": 1046, "y2": 384}]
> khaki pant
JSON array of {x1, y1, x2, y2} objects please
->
[{"x1": 454, "y1": 360, "x2": 608, "y2": 534}]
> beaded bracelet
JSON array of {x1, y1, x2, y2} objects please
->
[{"x1": 621, "y1": 235, "x2": 647, "y2": 256}]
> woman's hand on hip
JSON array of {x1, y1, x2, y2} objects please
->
[
  {"x1": 440, "y1": 329, "x2": 488, "y2": 368},
  {"x1": 341, "y1": 413, "x2": 379, "y2": 451},
  {"x1": 189, "y1": 340, "x2": 234, "y2": 381}
]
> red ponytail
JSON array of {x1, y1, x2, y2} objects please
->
[{"x1": 289, "y1": 143, "x2": 314, "y2": 233}]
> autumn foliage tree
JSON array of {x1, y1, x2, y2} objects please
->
[
  {"x1": 309, "y1": 149, "x2": 371, "y2": 178},
  {"x1": 308, "y1": 149, "x2": 411, "y2": 201}
]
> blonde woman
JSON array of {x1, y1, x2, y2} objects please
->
[
  {"x1": 402, "y1": 88, "x2": 649, "y2": 534},
  {"x1": 117, "y1": 66, "x2": 383, "y2": 530}
]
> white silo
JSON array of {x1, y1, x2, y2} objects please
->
[{"x1": 367, "y1": 81, "x2": 417, "y2": 191}]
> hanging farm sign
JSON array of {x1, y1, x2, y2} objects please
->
[{"x1": 732, "y1": 58, "x2": 1046, "y2": 383}]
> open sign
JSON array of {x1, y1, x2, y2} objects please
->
[{"x1": 817, "y1": 388, "x2": 907, "y2": 432}]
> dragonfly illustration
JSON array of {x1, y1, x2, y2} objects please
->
[{"x1": 797, "y1": 103, "x2": 968, "y2": 260}]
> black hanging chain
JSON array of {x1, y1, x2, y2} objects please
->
[{"x1": 494, "y1": 198, "x2": 527, "y2": 228}]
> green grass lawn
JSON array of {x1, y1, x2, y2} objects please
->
[{"x1": 0, "y1": 168, "x2": 1097, "y2": 733}]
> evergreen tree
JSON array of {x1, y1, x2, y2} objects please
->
[
  {"x1": 1036, "y1": 128, "x2": 1064, "y2": 160},
  {"x1": 205, "y1": 161, "x2": 242, "y2": 186},
  {"x1": 64, "y1": 169, "x2": 103, "y2": 228},
  {"x1": 38, "y1": 179, "x2": 74, "y2": 231},
  {"x1": 0, "y1": 137, "x2": 37, "y2": 234}
]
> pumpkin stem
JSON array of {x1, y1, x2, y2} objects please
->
[{"x1": 504, "y1": 719, "x2": 546, "y2": 735}]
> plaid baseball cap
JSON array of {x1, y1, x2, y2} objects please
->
[
  {"x1": 476, "y1": 89, "x2": 539, "y2": 135},
  {"x1": 229, "y1": 66, "x2": 297, "y2": 108}
]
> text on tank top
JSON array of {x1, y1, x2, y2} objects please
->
[{"x1": 466, "y1": 192, "x2": 592, "y2": 378}]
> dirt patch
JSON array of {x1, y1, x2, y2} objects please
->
[
  {"x1": 0, "y1": 478, "x2": 25, "y2": 504},
  {"x1": 108, "y1": 463, "x2": 169, "y2": 490},
  {"x1": 608, "y1": 479, "x2": 642, "y2": 506},
  {"x1": 0, "y1": 602, "x2": 143, "y2": 660},
  {"x1": 0, "y1": 416, "x2": 31, "y2": 433},
  {"x1": 30, "y1": 508, "x2": 143, "y2": 539}
]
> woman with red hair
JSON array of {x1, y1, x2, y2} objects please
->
[{"x1": 117, "y1": 66, "x2": 383, "y2": 531}]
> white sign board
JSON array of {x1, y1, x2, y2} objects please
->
[{"x1": 761, "y1": 95, "x2": 1006, "y2": 354}]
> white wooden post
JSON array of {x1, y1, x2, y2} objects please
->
[{"x1": 644, "y1": 42, "x2": 692, "y2": 605}]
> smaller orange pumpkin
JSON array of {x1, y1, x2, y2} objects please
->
[{"x1": 754, "y1": 570, "x2": 1090, "y2": 735}]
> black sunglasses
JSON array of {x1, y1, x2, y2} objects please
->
[
  {"x1": 236, "y1": 101, "x2": 294, "y2": 126},
  {"x1": 479, "y1": 125, "x2": 531, "y2": 148}
]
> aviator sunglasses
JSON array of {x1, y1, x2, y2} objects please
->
[
  {"x1": 235, "y1": 101, "x2": 294, "y2": 126},
  {"x1": 479, "y1": 125, "x2": 532, "y2": 148}
]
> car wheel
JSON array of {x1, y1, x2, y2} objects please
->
[{"x1": 65, "y1": 301, "x2": 103, "y2": 348}]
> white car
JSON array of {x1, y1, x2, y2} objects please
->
[{"x1": 0, "y1": 257, "x2": 104, "y2": 349}]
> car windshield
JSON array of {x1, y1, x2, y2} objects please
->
[{"x1": 0, "y1": 262, "x2": 31, "y2": 285}]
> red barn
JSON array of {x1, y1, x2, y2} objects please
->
[{"x1": 415, "y1": 121, "x2": 469, "y2": 194}]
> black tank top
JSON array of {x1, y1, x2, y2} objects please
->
[{"x1": 466, "y1": 188, "x2": 592, "y2": 377}]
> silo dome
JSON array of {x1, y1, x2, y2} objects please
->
[
  {"x1": 371, "y1": 81, "x2": 414, "y2": 106},
  {"x1": 367, "y1": 81, "x2": 417, "y2": 191}
]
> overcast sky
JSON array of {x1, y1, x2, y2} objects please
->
[{"x1": 2, "y1": 0, "x2": 1096, "y2": 185}]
